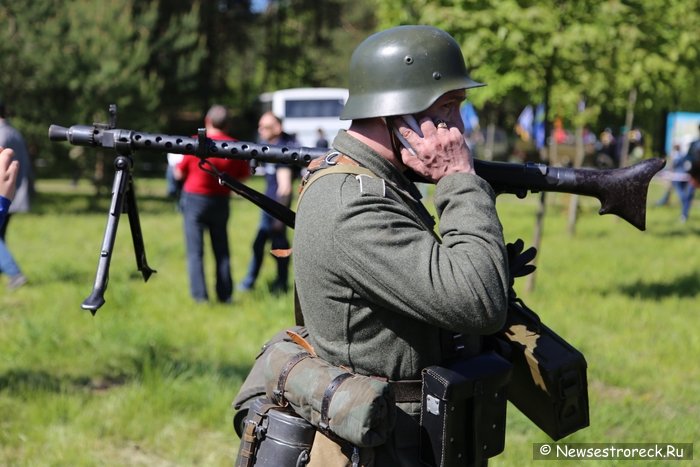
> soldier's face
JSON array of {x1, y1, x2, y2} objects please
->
[{"x1": 416, "y1": 90, "x2": 466, "y2": 133}]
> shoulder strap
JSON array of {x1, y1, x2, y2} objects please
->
[
  {"x1": 297, "y1": 159, "x2": 377, "y2": 209},
  {"x1": 298, "y1": 153, "x2": 437, "y2": 235}
]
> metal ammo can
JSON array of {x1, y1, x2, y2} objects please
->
[{"x1": 235, "y1": 397, "x2": 316, "y2": 467}]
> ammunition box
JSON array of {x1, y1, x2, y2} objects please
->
[{"x1": 490, "y1": 298, "x2": 589, "y2": 440}]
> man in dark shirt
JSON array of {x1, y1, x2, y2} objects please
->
[{"x1": 238, "y1": 112, "x2": 297, "y2": 294}]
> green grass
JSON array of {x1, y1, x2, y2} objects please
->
[{"x1": 1, "y1": 175, "x2": 698, "y2": 466}]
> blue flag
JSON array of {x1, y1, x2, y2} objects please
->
[
  {"x1": 516, "y1": 105, "x2": 534, "y2": 141},
  {"x1": 460, "y1": 102, "x2": 480, "y2": 135},
  {"x1": 534, "y1": 104, "x2": 546, "y2": 150}
]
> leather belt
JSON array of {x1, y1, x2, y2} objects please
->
[{"x1": 320, "y1": 372, "x2": 354, "y2": 433}]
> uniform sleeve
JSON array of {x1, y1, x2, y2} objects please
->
[{"x1": 332, "y1": 172, "x2": 508, "y2": 335}]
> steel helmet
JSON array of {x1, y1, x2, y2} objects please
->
[{"x1": 340, "y1": 25, "x2": 484, "y2": 120}]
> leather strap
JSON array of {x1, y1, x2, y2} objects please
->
[
  {"x1": 319, "y1": 372, "x2": 354, "y2": 433},
  {"x1": 298, "y1": 162, "x2": 377, "y2": 208},
  {"x1": 306, "y1": 153, "x2": 359, "y2": 171},
  {"x1": 296, "y1": 152, "x2": 438, "y2": 403},
  {"x1": 299, "y1": 152, "x2": 438, "y2": 238},
  {"x1": 390, "y1": 380, "x2": 422, "y2": 403},
  {"x1": 236, "y1": 420, "x2": 258, "y2": 467},
  {"x1": 235, "y1": 402, "x2": 277, "y2": 467},
  {"x1": 274, "y1": 351, "x2": 311, "y2": 406},
  {"x1": 287, "y1": 329, "x2": 317, "y2": 356}
]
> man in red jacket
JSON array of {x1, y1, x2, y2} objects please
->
[{"x1": 175, "y1": 105, "x2": 250, "y2": 303}]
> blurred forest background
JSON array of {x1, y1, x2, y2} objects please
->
[{"x1": 1, "y1": 0, "x2": 699, "y2": 182}]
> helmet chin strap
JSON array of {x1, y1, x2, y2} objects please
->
[
  {"x1": 382, "y1": 117, "x2": 403, "y2": 159},
  {"x1": 383, "y1": 117, "x2": 418, "y2": 160}
]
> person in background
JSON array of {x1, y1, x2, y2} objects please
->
[
  {"x1": 174, "y1": 105, "x2": 250, "y2": 303},
  {"x1": 315, "y1": 128, "x2": 329, "y2": 148},
  {"x1": 0, "y1": 101, "x2": 31, "y2": 290},
  {"x1": 677, "y1": 124, "x2": 700, "y2": 222},
  {"x1": 686, "y1": 124, "x2": 700, "y2": 183},
  {"x1": 165, "y1": 152, "x2": 184, "y2": 203},
  {"x1": 238, "y1": 112, "x2": 296, "y2": 294},
  {"x1": 0, "y1": 147, "x2": 19, "y2": 227},
  {"x1": 673, "y1": 144, "x2": 696, "y2": 223},
  {"x1": 598, "y1": 127, "x2": 618, "y2": 166},
  {"x1": 656, "y1": 144, "x2": 682, "y2": 208}
]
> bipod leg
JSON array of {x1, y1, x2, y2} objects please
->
[
  {"x1": 124, "y1": 170, "x2": 156, "y2": 281},
  {"x1": 81, "y1": 155, "x2": 131, "y2": 314}
]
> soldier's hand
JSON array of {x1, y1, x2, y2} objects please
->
[
  {"x1": 506, "y1": 238, "x2": 537, "y2": 291},
  {"x1": 391, "y1": 115, "x2": 475, "y2": 183}
]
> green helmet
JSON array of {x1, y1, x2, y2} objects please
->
[{"x1": 340, "y1": 25, "x2": 484, "y2": 120}]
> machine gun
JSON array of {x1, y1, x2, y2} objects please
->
[{"x1": 48, "y1": 107, "x2": 665, "y2": 313}]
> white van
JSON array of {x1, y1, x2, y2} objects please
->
[{"x1": 257, "y1": 87, "x2": 350, "y2": 147}]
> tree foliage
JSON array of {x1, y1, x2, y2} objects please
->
[
  {"x1": 0, "y1": 0, "x2": 207, "y2": 176},
  {"x1": 1, "y1": 0, "x2": 698, "y2": 179},
  {"x1": 0, "y1": 0, "x2": 375, "y2": 178},
  {"x1": 376, "y1": 0, "x2": 700, "y2": 147},
  {"x1": 253, "y1": 1, "x2": 375, "y2": 90}
]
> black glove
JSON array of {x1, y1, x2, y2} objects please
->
[{"x1": 506, "y1": 238, "x2": 537, "y2": 295}]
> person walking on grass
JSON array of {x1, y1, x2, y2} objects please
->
[
  {"x1": 0, "y1": 101, "x2": 31, "y2": 290},
  {"x1": 174, "y1": 105, "x2": 250, "y2": 303}
]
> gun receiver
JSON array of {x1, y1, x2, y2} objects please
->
[{"x1": 49, "y1": 123, "x2": 664, "y2": 231}]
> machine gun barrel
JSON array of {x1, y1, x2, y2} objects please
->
[
  {"x1": 48, "y1": 124, "x2": 323, "y2": 165},
  {"x1": 48, "y1": 124, "x2": 665, "y2": 231}
]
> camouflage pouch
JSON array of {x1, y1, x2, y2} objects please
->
[
  {"x1": 262, "y1": 340, "x2": 396, "y2": 448},
  {"x1": 232, "y1": 326, "x2": 309, "y2": 437}
]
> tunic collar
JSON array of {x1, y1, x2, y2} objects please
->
[{"x1": 332, "y1": 130, "x2": 424, "y2": 201}]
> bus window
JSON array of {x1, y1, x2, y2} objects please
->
[{"x1": 285, "y1": 99, "x2": 346, "y2": 118}]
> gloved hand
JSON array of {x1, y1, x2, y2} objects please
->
[{"x1": 506, "y1": 238, "x2": 537, "y2": 296}]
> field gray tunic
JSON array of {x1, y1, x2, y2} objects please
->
[{"x1": 293, "y1": 130, "x2": 508, "y2": 465}]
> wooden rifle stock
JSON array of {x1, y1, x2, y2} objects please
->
[
  {"x1": 474, "y1": 158, "x2": 665, "y2": 231},
  {"x1": 48, "y1": 124, "x2": 665, "y2": 231}
]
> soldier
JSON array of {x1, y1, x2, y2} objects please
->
[{"x1": 292, "y1": 25, "x2": 509, "y2": 466}]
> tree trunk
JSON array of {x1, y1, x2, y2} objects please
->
[
  {"x1": 527, "y1": 191, "x2": 547, "y2": 293},
  {"x1": 567, "y1": 123, "x2": 585, "y2": 236},
  {"x1": 527, "y1": 137, "x2": 556, "y2": 293},
  {"x1": 618, "y1": 88, "x2": 637, "y2": 168},
  {"x1": 484, "y1": 122, "x2": 496, "y2": 161},
  {"x1": 526, "y1": 46, "x2": 557, "y2": 293}
]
